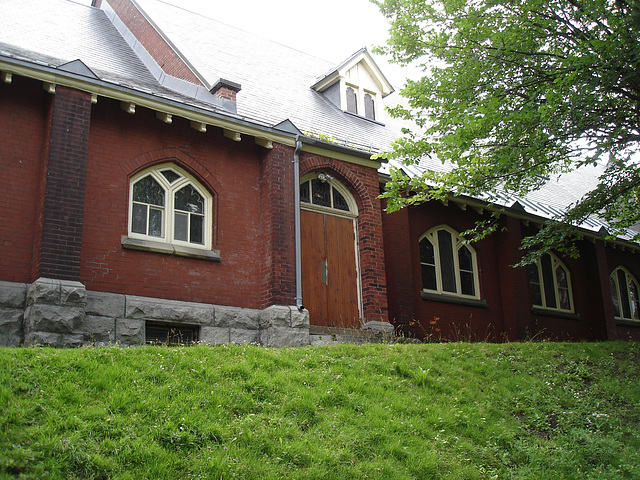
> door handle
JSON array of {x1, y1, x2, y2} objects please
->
[{"x1": 321, "y1": 260, "x2": 327, "y2": 285}]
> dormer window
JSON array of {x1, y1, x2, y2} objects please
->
[
  {"x1": 346, "y1": 86, "x2": 358, "y2": 114},
  {"x1": 312, "y1": 48, "x2": 394, "y2": 124},
  {"x1": 364, "y1": 93, "x2": 375, "y2": 120}
]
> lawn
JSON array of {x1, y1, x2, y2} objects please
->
[{"x1": 1, "y1": 341, "x2": 639, "y2": 479}]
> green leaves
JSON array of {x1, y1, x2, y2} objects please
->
[{"x1": 374, "y1": 0, "x2": 640, "y2": 259}]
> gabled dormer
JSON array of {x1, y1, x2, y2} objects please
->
[{"x1": 312, "y1": 48, "x2": 394, "y2": 122}]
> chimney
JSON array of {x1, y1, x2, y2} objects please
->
[{"x1": 210, "y1": 78, "x2": 241, "y2": 113}]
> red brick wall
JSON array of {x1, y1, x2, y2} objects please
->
[
  {"x1": 300, "y1": 155, "x2": 389, "y2": 324},
  {"x1": 38, "y1": 86, "x2": 92, "y2": 281},
  {"x1": 603, "y1": 243, "x2": 640, "y2": 340},
  {"x1": 0, "y1": 77, "x2": 47, "y2": 283},
  {"x1": 100, "y1": 0, "x2": 203, "y2": 86},
  {"x1": 82, "y1": 96, "x2": 265, "y2": 307},
  {"x1": 383, "y1": 198, "x2": 640, "y2": 341},
  {"x1": 258, "y1": 144, "x2": 296, "y2": 308},
  {"x1": 381, "y1": 199, "x2": 415, "y2": 332},
  {"x1": 386, "y1": 200, "x2": 507, "y2": 341}
]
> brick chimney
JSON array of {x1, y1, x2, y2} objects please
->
[{"x1": 210, "y1": 78, "x2": 242, "y2": 113}]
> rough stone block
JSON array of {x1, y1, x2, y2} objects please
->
[
  {"x1": 24, "y1": 304, "x2": 84, "y2": 334},
  {"x1": 27, "y1": 278, "x2": 61, "y2": 306},
  {"x1": 86, "y1": 291, "x2": 126, "y2": 318},
  {"x1": 0, "y1": 281, "x2": 27, "y2": 309},
  {"x1": 199, "y1": 326, "x2": 230, "y2": 345},
  {"x1": 27, "y1": 278, "x2": 86, "y2": 307},
  {"x1": 260, "y1": 326, "x2": 310, "y2": 347},
  {"x1": 82, "y1": 315, "x2": 116, "y2": 345},
  {"x1": 0, "y1": 308, "x2": 23, "y2": 346},
  {"x1": 60, "y1": 281, "x2": 87, "y2": 306},
  {"x1": 115, "y1": 318, "x2": 144, "y2": 346},
  {"x1": 361, "y1": 321, "x2": 395, "y2": 335},
  {"x1": 24, "y1": 331, "x2": 62, "y2": 346},
  {"x1": 126, "y1": 296, "x2": 213, "y2": 324},
  {"x1": 229, "y1": 328, "x2": 260, "y2": 344},
  {"x1": 290, "y1": 307, "x2": 309, "y2": 329},
  {"x1": 215, "y1": 306, "x2": 259, "y2": 329},
  {"x1": 258, "y1": 305, "x2": 291, "y2": 328},
  {"x1": 61, "y1": 333, "x2": 85, "y2": 347}
]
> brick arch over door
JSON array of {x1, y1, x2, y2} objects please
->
[
  {"x1": 300, "y1": 156, "x2": 375, "y2": 214},
  {"x1": 299, "y1": 154, "x2": 389, "y2": 325}
]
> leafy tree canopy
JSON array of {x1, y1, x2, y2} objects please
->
[{"x1": 372, "y1": 0, "x2": 640, "y2": 263}]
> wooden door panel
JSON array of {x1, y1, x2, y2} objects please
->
[
  {"x1": 301, "y1": 210, "x2": 329, "y2": 325},
  {"x1": 325, "y1": 215, "x2": 360, "y2": 328}
]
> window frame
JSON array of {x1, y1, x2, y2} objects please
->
[
  {"x1": 127, "y1": 163, "x2": 214, "y2": 252},
  {"x1": 609, "y1": 266, "x2": 640, "y2": 322},
  {"x1": 418, "y1": 226, "x2": 480, "y2": 300},
  {"x1": 527, "y1": 252, "x2": 574, "y2": 313},
  {"x1": 299, "y1": 173, "x2": 358, "y2": 218}
]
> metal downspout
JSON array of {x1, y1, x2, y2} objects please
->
[{"x1": 294, "y1": 135, "x2": 304, "y2": 310}]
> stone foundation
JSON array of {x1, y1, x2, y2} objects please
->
[{"x1": 0, "y1": 278, "x2": 309, "y2": 347}]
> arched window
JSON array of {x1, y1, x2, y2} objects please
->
[
  {"x1": 300, "y1": 173, "x2": 356, "y2": 215},
  {"x1": 609, "y1": 267, "x2": 640, "y2": 321},
  {"x1": 527, "y1": 252, "x2": 573, "y2": 312},
  {"x1": 364, "y1": 93, "x2": 375, "y2": 120},
  {"x1": 128, "y1": 163, "x2": 213, "y2": 250},
  {"x1": 419, "y1": 226, "x2": 479, "y2": 298},
  {"x1": 346, "y1": 86, "x2": 358, "y2": 115}
]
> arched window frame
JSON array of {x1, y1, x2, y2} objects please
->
[
  {"x1": 299, "y1": 173, "x2": 358, "y2": 218},
  {"x1": 419, "y1": 226, "x2": 480, "y2": 299},
  {"x1": 128, "y1": 163, "x2": 213, "y2": 251},
  {"x1": 609, "y1": 266, "x2": 640, "y2": 322},
  {"x1": 527, "y1": 252, "x2": 574, "y2": 313}
]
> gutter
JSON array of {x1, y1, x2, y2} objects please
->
[{"x1": 294, "y1": 134, "x2": 304, "y2": 310}]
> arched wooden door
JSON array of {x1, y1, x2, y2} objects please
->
[{"x1": 300, "y1": 174, "x2": 360, "y2": 328}]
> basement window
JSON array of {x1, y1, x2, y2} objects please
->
[{"x1": 145, "y1": 322, "x2": 199, "y2": 345}]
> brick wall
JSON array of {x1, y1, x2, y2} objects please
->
[
  {"x1": 0, "y1": 77, "x2": 47, "y2": 283},
  {"x1": 258, "y1": 144, "x2": 296, "y2": 308},
  {"x1": 392, "y1": 200, "x2": 507, "y2": 341},
  {"x1": 82, "y1": 96, "x2": 265, "y2": 308},
  {"x1": 300, "y1": 154, "x2": 389, "y2": 324},
  {"x1": 37, "y1": 86, "x2": 93, "y2": 281},
  {"x1": 602, "y1": 243, "x2": 640, "y2": 340},
  {"x1": 381, "y1": 199, "x2": 415, "y2": 331},
  {"x1": 383, "y1": 197, "x2": 640, "y2": 341}
]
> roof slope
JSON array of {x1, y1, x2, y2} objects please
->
[
  {"x1": 0, "y1": 0, "x2": 159, "y2": 89},
  {"x1": 133, "y1": 0, "x2": 402, "y2": 152}
]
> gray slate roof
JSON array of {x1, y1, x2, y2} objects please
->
[
  {"x1": 133, "y1": 0, "x2": 403, "y2": 152},
  {"x1": 0, "y1": 0, "x2": 159, "y2": 90}
]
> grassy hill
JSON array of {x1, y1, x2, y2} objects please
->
[{"x1": 1, "y1": 341, "x2": 639, "y2": 479}]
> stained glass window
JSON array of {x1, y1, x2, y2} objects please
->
[
  {"x1": 419, "y1": 227, "x2": 478, "y2": 299},
  {"x1": 129, "y1": 165, "x2": 211, "y2": 249},
  {"x1": 610, "y1": 267, "x2": 640, "y2": 321}
]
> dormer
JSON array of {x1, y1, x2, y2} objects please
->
[{"x1": 312, "y1": 48, "x2": 394, "y2": 122}]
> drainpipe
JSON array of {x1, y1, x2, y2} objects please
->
[{"x1": 294, "y1": 134, "x2": 304, "y2": 310}]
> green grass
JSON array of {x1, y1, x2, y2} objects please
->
[{"x1": 1, "y1": 341, "x2": 639, "y2": 479}]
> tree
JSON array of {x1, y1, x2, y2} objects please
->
[{"x1": 372, "y1": 0, "x2": 640, "y2": 263}]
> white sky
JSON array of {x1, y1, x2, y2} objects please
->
[{"x1": 80, "y1": 0, "x2": 421, "y2": 89}]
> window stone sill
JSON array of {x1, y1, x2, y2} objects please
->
[
  {"x1": 615, "y1": 319, "x2": 640, "y2": 328},
  {"x1": 420, "y1": 291, "x2": 488, "y2": 308},
  {"x1": 531, "y1": 307, "x2": 580, "y2": 321},
  {"x1": 121, "y1": 235, "x2": 221, "y2": 262}
]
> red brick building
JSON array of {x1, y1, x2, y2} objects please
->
[{"x1": 0, "y1": 0, "x2": 638, "y2": 346}]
